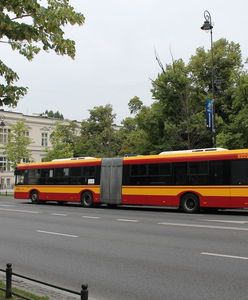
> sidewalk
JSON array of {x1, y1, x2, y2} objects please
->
[{"x1": 0, "y1": 189, "x2": 14, "y2": 196}]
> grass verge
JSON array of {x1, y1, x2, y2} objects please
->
[{"x1": 0, "y1": 280, "x2": 49, "y2": 300}]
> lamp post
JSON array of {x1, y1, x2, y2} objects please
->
[
  {"x1": 201, "y1": 10, "x2": 216, "y2": 147},
  {"x1": 0, "y1": 117, "x2": 5, "y2": 127}
]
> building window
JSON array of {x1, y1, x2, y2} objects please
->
[
  {"x1": 41, "y1": 132, "x2": 48, "y2": 147},
  {"x1": 6, "y1": 178, "x2": 11, "y2": 189},
  {"x1": 0, "y1": 156, "x2": 9, "y2": 172},
  {"x1": 22, "y1": 158, "x2": 30, "y2": 163},
  {"x1": 0, "y1": 128, "x2": 10, "y2": 144}
]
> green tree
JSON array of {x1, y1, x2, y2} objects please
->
[
  {"x1": 137, "y1": 38, "x2": 245, "y2": 152},
  {"x1": 217, "y1": 72, "x2": 248, "y2": 149},
  {"x1": 128, "y1": 96, "x2": 143, "y2": 115},
  {"x1": 43, "y1": 121, "x2": 78, "y2": 161},
  {"x1": 150, "y1": 59, "x2": 211, "y2": 151},
  {"x1": 0, "y1": 0, "x2": 84, "y2": 107},
  {"x1": 117, "y1": 103, "x2": 153, "y2": 155},
  {"x1": 42, "y1": 110, "x2": 64, "y2": 119},
  {"x1": 4, "y1": 120, "x2": 32, "y2": 168},
  {"x1": 75, "y1": 105, "x2": 119, "y2": 157},
  {"x1": 116, "y1": 117, "x2": 148, "y2": 156},
  {"x1": 189, "y1": 38, "x2": 248, "y2": 149}
]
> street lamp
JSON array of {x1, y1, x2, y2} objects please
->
[{"x1": 201, "y1": 10, "x2": 216, "y2": 147}]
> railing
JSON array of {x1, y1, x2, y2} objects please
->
[{"x1": 0, "y1": 263, "x2": 88, "y2": 300}]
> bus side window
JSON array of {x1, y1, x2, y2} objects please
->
[
  {"x1": 23, "y1": 170, "x2": 28, "y2": 184},
  {"x1": 188, "y1": 161, "x2": 209, "y2": 185},
  {"x1": 210, "y1": 161, "x2": 229, "y2": 185},
  {"x1": 231, "y1": 159, "x2": 248, "y2": 185},
  {"x1": 40, "y1": 169, "x2": 54, "y2": 184},
  {"x1": 122, "y1": 165, "x2": 130, "y2": 185},
  {"x1": 173, "y1": 163, "x2": 187, "y2": 185}
]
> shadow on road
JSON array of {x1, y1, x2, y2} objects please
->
[{"x1": 17, "y1": 200, "x2": 248, "y2": 216}]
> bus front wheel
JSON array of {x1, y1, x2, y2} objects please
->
[
  {"x1": 30, "y1": 191, "x2": 39, "y2": 204},
  {"x1": 181, "y1": 193, "x2": 199, "y2": 213},
  {"x1": 81, "y1": 191, "x2": 94, "y2": 208}
]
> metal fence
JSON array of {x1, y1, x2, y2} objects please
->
[{"x1": 0, "y1": 263, "x2": 88, "y2": 300}]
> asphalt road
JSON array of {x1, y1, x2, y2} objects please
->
[{"x1": 0, "y1": 196, "x2": 248, "y2": 300}]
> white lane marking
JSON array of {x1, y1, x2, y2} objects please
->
[
  {"x1": 82, "y1": 216, "x2": 101, "y2": 219},
  {"x1": 37, "y1": 230, "x2": 78, "y2": 238},
  {"x1": 0, "y1": 208, "x2": 40, "y2": 214},
  {"x1": 158, "y1": 222, "x2": 248, "y2": 231},
  {"x1": 51, "y1": 213, "x2": 68, "y2": 216},
  {"x1": 0, "y1": 204, "x2": 15, "y2": 207},
  {"x1": 201, "y1": 252, "x2": 248, "y2": 260},
  {"x1": 201, "y1": 219, "x2": 248, "y2": 224},
  {"x1": 116, "y1": 219, "x2": 139, "y2": 223}
]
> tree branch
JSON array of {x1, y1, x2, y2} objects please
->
[
  {"x1": 149, "y1": 78, "x2": 166, "y2": 90},
  {"x1": 154, "y1": 48, "x2": 166, "y2": 74},
  {"x1": 11, "y1": 14, "x2": 32, "y2": 20}
]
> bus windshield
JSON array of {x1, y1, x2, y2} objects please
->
[{"x1": 15, "y1": 169, "x2": 28, "y2": 185}]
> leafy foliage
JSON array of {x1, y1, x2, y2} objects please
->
[
  {"x1": 4, "y1": 120, "x2": 32, "y2": 168},
  {"x1": 128, "y1": 96, "x2": 143, "y2": 115},
  {"x1": 43, "y1": 121, "x2": 78, "y2": 161},
  {"x1": 0, "y1": 0, "x2": 84, "y2": 106},
  {"x1": 75, "y1": 105, "x2": 119, "y2": 157},
  {"x1": 41, "y1": 110, "x2": 64, "y2": 119}
]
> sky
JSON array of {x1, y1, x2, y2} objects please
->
[{"x1": 2, "y1": 0, "x2": 248, "y2": 123}]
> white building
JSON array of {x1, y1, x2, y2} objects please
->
[{"x1": 0, "y1": 109, "x2": 79, "y2": 189}]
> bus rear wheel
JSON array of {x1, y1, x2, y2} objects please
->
[
  {"x1": 181, "y1": 193, "x2": 199, "y2": 213},
  {"x1": 30, "y1": 191, "x2": 39, "y2": 204},
  {"x1": 81, "y1": 191, "x2": 94, "y2": 208}
]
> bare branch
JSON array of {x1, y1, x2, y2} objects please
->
[
  {"x1": 169, "y1": 46, "x2": 175, "y2": 70},
  {"x1": 154, "y1": 48, "x2": 166, "y2": 74}
]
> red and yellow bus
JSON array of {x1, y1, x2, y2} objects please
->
[{"x1": 14, "y1": 148, "x2": 248, "y2": 213}]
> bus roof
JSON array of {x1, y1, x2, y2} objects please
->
[
  {"x1": 15, "y1": 149, "x2": 248, "y2": 170},
  {"x1": 159, "y1": 148, "x2": 228, "y2": 155},
  {"x1": 16, "y1": 157, "x2": 102, "y2": 169}
]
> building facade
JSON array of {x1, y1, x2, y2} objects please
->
[{"x1": 0, "y1": 109, "x2": 77, "y2": 189}]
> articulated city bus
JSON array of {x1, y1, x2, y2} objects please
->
[{"x1": 14, "y1": 148, "x2": 248, "y2": 213}]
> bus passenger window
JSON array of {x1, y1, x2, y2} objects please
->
[
  {"x1": 231, "y1": 160, "x2": 248, "y2": 185},
  {"x1": 173, "y1": 163, "x2": 187, "y2": 185},
  {"x1": 130, "y1": 165, "x2": 146, "y2": 176},
  {"x1": 210, "y1": 161, "x2": 229, "y2": 185}
]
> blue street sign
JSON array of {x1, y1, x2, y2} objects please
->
[{"x1": 205, "y1": 98, "x2": 214, "y2": 131}]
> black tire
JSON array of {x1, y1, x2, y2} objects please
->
[
  {"x1": 30, "y1": 191, "x2": 39, "y2": 204},
  {"x1": 81, "y1": 191, "x2": 94, "y2": 208},
  {"x1": 181, "y1": 193, "x2": 199, "y2": 213}
]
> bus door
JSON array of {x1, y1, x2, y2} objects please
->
[{"x1": 100, "y1": 158, "x2": 123, "y2": 205}]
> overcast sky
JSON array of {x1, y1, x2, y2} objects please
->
[{"x1": 2, "y1": 0, "x2": 248, "y2": 123}]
